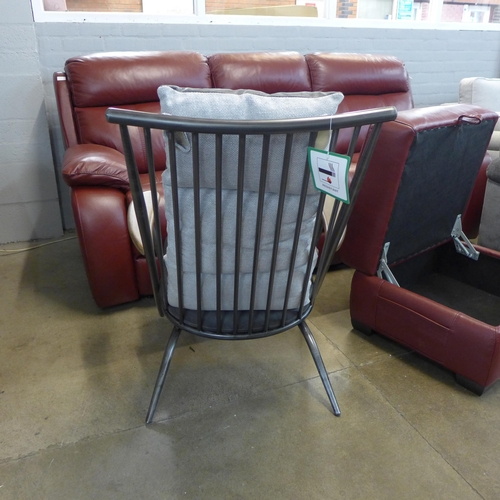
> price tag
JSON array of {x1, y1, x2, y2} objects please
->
[{"x1": 308, "y1": 147, "x2": 351, "y2": 204}]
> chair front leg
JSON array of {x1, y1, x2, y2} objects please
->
[
  {"x1": 299, "y1": 322, "x2": 341, "y2": 416},
  {"x1": 146, "y1": 326, "x2": 182, "y2": 424}
]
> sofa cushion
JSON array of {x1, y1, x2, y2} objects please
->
[
  {"x1": 306, "y1": 53, "x2": 411, "y2": 96},
  {"x1": 157, "y1": 85, "x2": 343, "y2": 193},
  {"x1": 128, "y1": 191, "x2": 157, "y2": 255},
  {"x1": 459, "y1": 77, "x2": 500, "y2": 113},
  {"x1": 65, "y1": 51, "x2": 212, "y2": 108},
  {"x1": 306, "y1": 53, "x2": 413, "y2": 155},
  {"x1": 459, "y1": 77, "x2": 500, "y2": 156},
  {"x1": 65, "y1": 52, "x2": 212, "y2": 176},
  {"x1": 158, "y1": 85, "x2": 343, "y2": 120},
  {"x1": 75, "y1": 102, "x2": 167, "y2": 174},
  {"x1": 157, "y1": 86, "x2": 343, "y2": 310},
  {"x1": 208, "y1": 51, "x2": 312, "y2": 93}
]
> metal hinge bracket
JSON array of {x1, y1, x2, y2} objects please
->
[
  {"x1": 451, "y1": 215, "x2": 480, "y2": 261},
  {"x1": 377, "y1": 242, "x2": 400, "y2": 286}
]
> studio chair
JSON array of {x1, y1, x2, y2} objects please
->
[{"x1": 106, "y1": 105, "x2": 397, "y2": 424}]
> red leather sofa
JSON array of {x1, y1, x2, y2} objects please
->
[{"x1": 53, "y1": 51, "x2": 485, "y2": 308}]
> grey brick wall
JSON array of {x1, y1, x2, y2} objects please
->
[
  {"x1": 1, "y1": 2, "x2": 498, "y2": 237},
  {"x1": 0, "y1": 0, "x2": 63, "y2": 243},
  {"x1": 36, "y1": 21, "x2": 500, "y2": 229}
]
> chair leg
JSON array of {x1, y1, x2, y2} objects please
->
[
  {"x1": 146, "y1": 326, "x2": 182, "y2": 424},
  {"x1": 299, "y1": 322, "x2": 341, "y2": 416}
]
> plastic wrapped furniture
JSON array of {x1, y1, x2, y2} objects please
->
[
  {"x1": 106, "y1": 104, "x2": 397, "y2": 423},
  {"x1": 339, "y1": 104, "x2": 500, "y2": 395}
]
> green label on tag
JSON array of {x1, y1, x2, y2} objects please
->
[{"x1": 308, "y1": 147, "x2": 351, "y2": 204}]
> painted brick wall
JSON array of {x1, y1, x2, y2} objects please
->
[
  {"x1": 0, "y1": 0, "x2": 63, "y2": 243},
  {"x1": 2, "y1": 0, "x2": 499, "y2": 240},
  {"x1": 492, "y1": 6, "x2": 500, "y2": 22},
  {"x1": 337, "y1": 0, "x2": 358, "y2": 18},
  {"x1": 33, "y1": 20, "x2": 500, "y2": 230}
]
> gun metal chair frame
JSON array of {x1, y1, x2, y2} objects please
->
[{"x1": 106, "y1": 106, "x2": 397, "y2": 424}]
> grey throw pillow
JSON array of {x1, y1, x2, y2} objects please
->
[
  {"x1": 158, "y1": 86, "x2": 344, "y2": 120},
  {"x1": 157, "y1": 86, "x2": 344, "y2": 310},
  {"x1": 158, "y1": 86, "x2": 344, "y2": 194}
]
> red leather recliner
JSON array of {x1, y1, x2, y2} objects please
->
[{"x1": 55, "y1": 50, "x2": 487, "y2": 308}]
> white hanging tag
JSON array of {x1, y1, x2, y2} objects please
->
[{"x1": 308, "y1": 147, "x2": 351, "y2": 204}]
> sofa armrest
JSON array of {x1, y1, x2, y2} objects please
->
[
  {"x1": 462, "y1": 152, "x2": 491, "y2": 239},
  {"x1": 62, "y1": 144, "x2": 129, "y2": 190},
  {"x1": 488, "y1": 129, "x2": 500, "y2": 153},
  {"x1": 486, "y1": 156, "x2": 500, "y2": 183},
  {"x1": 71, "y1": 186, "x2": 139, "y2": 308}
]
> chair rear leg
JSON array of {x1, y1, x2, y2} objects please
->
[
  {"x1": 299, "y1": 322, "x2": 341, "y2": 416},
  {"x1": 146, "y1": 326, "x2": 182, "y2": 424}
]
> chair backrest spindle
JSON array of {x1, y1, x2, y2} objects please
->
[
  {"x1": 191, "y1": 132, "x2": 203, "y2": 331},
  {"x1": 214, "y1": 133, "x2": 224, "y2": 331},
  {"x1": 232, "y1": 135, "x2": 245, "y2": 334},
  {"x1": 166, "y1": 130, "x2": 185, "y2": 323}
]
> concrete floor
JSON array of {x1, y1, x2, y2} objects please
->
[{"x1": 1, "y1": 234, "x2": 500, "y2": 500}]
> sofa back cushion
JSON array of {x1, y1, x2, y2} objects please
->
[
  {"x1": 158, "y1": 86, "x2": 343, "y2": 193},
  {"x1": 306, "y1": 53, "x2": 413, "y2": 153},
  {"x1": 65, "y1": 50, "x2": 212, "y2": 108},
  {"x1": 306, "y1": 53, "x2": 412, "y2": 110},
  {"x1": 59, "y1": 50, "x2": 413, "y2": 172},
  {"x1": 64, "y1": 51, "x2": 212, "y2": 172},
  {"x1": 208, "y1": 51, "x2": 312, "y2": 93}
]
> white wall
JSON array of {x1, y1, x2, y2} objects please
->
[
  {"x1": 4, "y1": 1, "x2": 500, "y2": 235},
  {"x1": 0, "y1": 0, "x2": 63, "y2": 243}
]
